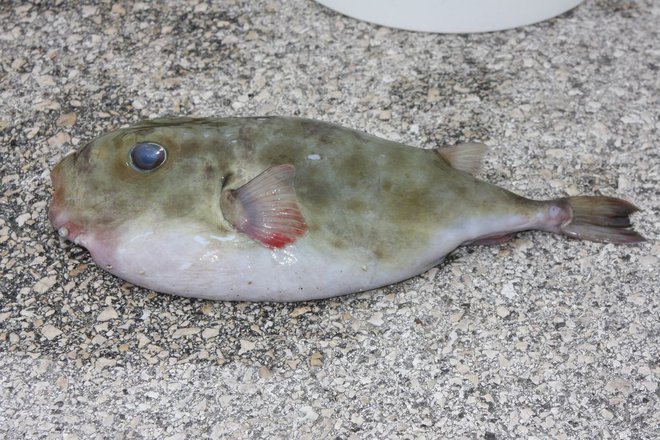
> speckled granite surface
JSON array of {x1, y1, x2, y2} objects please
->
[{"x1": 1, "y1": 1, "x2": 658, "y2": 438}]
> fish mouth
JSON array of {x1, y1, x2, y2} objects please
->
[
  {"x1": 48, "y1": 201, "x2": 87, "y2": 245},
  {"x1": 50, "y1": 216, "x2": 87, "y2": 245}
]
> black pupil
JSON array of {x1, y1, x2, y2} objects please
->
[{"x1": 130, "y1": 142, "x2": 166, "y2": 171}]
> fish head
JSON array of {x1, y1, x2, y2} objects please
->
[{"x1": 48, "y1": 122, "x2": 229, "y2": 262}]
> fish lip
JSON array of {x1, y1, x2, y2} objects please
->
[
  {"x1": 49, "y1": 200, "x2": 87, "y2": 244},
  {"x1": 48, "y1": 206, "x2": 86, "y2": 244}
]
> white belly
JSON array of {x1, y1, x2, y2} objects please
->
[
  {"x1": 86, "y1": 221, "x2": 382, "y2": 301},
  {"x1": 85, "y1": 213, "x2": 533, "y2": 301}
]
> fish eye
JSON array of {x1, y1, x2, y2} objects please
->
[{"x1": 129, "y1": 142, "x2": 167, "y2": 172}]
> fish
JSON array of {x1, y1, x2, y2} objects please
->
[{"x1": 48, "y1": 117, "x2": 645, "y2": 301}]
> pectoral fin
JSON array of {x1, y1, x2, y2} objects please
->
[
  {"x1": 435, "y1": 142, "x2": 488, "y2": 175},
  {"x1": 221, "y1": 164, "x2": 308, "y2": 249}
]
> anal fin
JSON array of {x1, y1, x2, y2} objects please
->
[
  {"x1": 221, "y1": 164, "x2": 307, "y2": 249},
  {"x1": 464, "y1": 233, "x2": 514, "y2": 246},
  {"x1": 435, "y1": 142, "x2": 488, "y2": 175}
]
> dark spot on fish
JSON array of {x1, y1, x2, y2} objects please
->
[
  {"x1": 204, "y1": 164, "x2": 215, "y2": 180},
  {"x1": 452, "y1": 183, "x2": 468, "y2": 198},
  {"x1": 297, "y1": 175, "x2": 333, "y2": 210},
  {"x1": 300, "y1": 119, "x2": 341, "y2": 145},
  {"x1": 162, "y1": 193, "x2": 195, "y2": 218},
  {"x1": 257, "y1": 141, "x2": 297, "y2": 165},
  {"x1": 182, "y1": 141, "x2": 201, "y2": 155},
  {"x1": 345, "y1": 198, "x2": 368, "y2": 213},
  {"x1": 339, "y1": 152, "x2": 370, "y2": 188},
  {"x1": 330, "y1": 237, "x2": 348, "y2": 250},
  {"x1": 237, "y1": 139, "x2": 257, "y2": 160},
  {"x1": 373, "y1": 248, "x2": 386, "y2": 260}
]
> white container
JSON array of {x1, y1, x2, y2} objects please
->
[{"x1": 315, "y1": 0, "x2": 584, "y2": 33}]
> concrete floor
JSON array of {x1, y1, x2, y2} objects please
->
[{"x1": 1, "y1": 1, "x2": 658, "y2": 438}]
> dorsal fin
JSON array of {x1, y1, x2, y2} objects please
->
[
  {"x1": 221, "y1": 164, "x2": 307, "y2": 249},
  {"x1": 434, "y1": 142, "x2": 488, "y2": 175}
]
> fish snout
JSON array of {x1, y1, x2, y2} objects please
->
[
  {"x1": 49, "y1": 156, "x2": 85, "y2": 243},
  {"x1": 48, "y1": 161, "x2": 65, "y2": 226}
]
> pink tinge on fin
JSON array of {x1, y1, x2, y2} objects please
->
[
  {"x1": 221, "y1": 164, "x2": 308, "y2": 249},
  {"x1": 435, "y1": 142, "x2": 488, "y2": 175}
]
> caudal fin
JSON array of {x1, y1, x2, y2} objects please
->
[{"x1": 556, "y1": 196, "x2": 645, "y2": 244}]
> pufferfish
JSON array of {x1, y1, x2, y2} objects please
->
[{"x1": 48, "y1": 117, "x2": 644, "y2": 301}]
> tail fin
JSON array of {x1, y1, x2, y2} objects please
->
[{"x1": 555, "y1": 196, "x2": 645, "y2": 244}]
